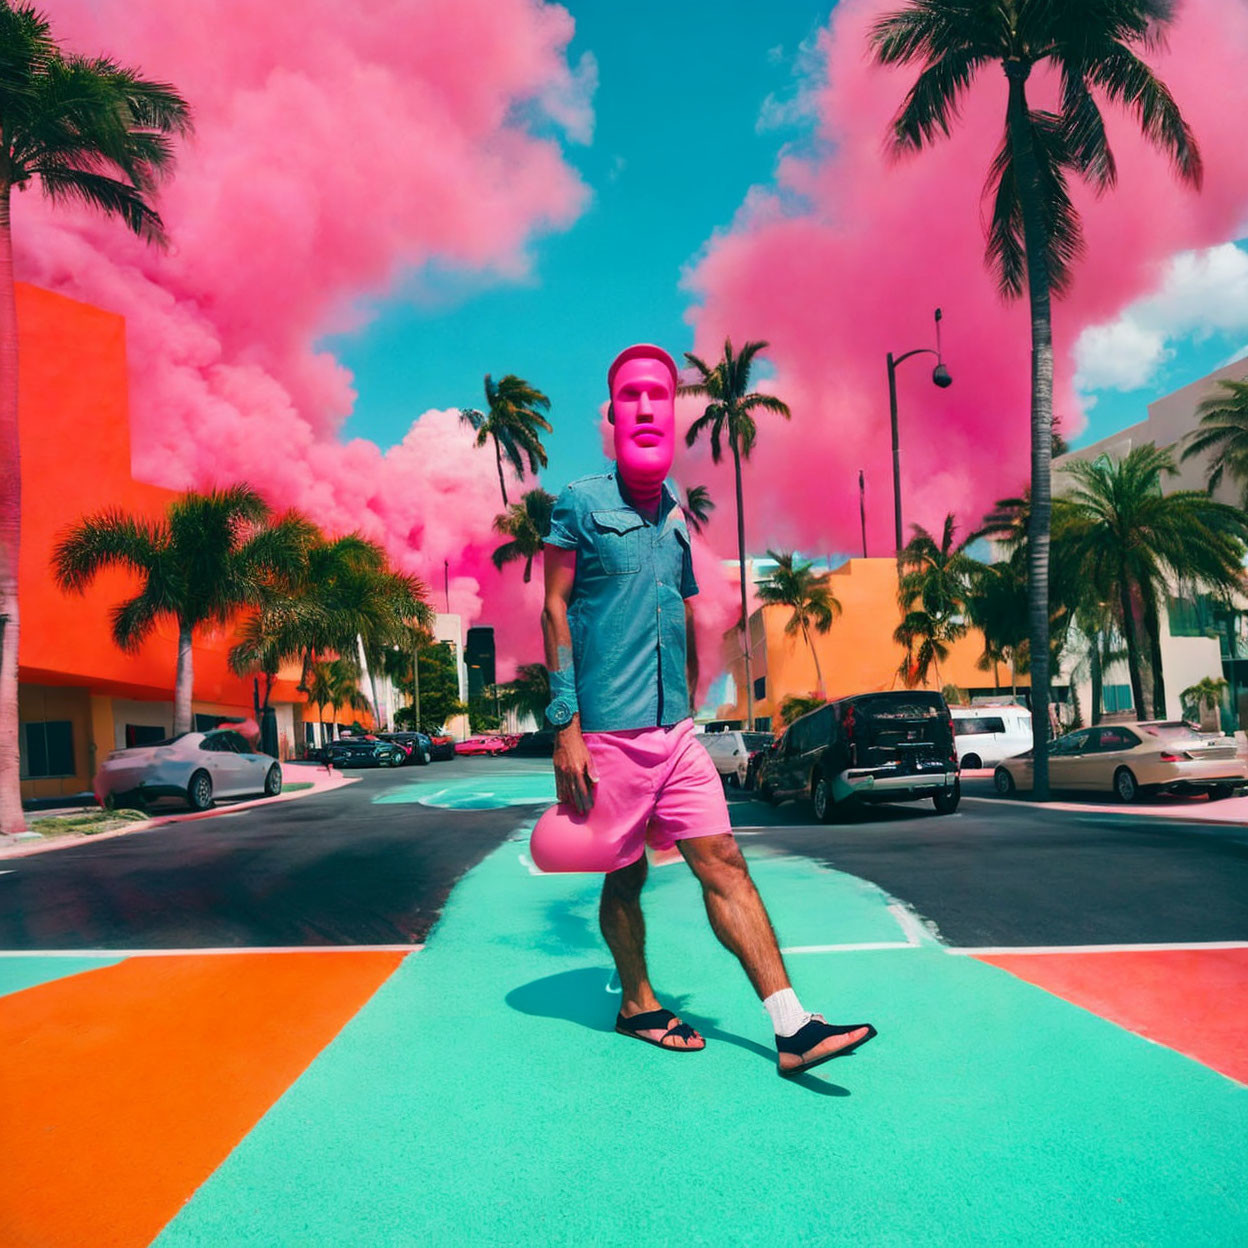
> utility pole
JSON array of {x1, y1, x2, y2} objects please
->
[
  {"x1": 444, "y1": 560, "x2": 450, "y2": 614},
  {"x1": 858, "y1": 470, "x2": 867, "y2": 558},
  {"x1": 412, "y1": 640, "x2": 422, "y2": 732}
]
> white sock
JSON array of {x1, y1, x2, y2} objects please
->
[{"x1": 763, "y1": 988, "x2": 814, "y2": 1037}]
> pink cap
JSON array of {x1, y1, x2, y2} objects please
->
[{"x1": 607, "y1": 343, "x2": 678, "y2": 394}]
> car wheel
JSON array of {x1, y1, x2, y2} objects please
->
[
  {"x1": 812, "y1": 773, "x2": 836, "y2": 824},
  {"x1": 187, "y1": 770, "x2": 214, "y2": 812},
  {"x1": 1207, "y1": 783, "x2": 1235, "y2": 801},
  {"x1": 933, "y1": 781, "x2": 961, "y2": 815},
  {"x1": 264, "y1": 764, "x2": 282, "y2": 797},
  {"x1": 994, "y1": 768, "x2": 1016, "y2": 796},
  {"x1": 420, "y1": 748, "x2": 431, "y2": 765},
  {"x1": 1114, "y1": 767, "x2": 1140, "y2": 804},
  {"x1": 961, "y1": 754, "x2": 982, "y2": 771}
]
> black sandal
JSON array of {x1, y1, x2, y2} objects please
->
[
  {"x1": 615, "y1": 1008, "x2": 704, "y2": 1052},
  {"x1": 776, "y1": 1018, "x2": 877, "y2": 1078}
]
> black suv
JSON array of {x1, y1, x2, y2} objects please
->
[{"x1": 758, "y1": 691, "x2": 959, "y2": 821}]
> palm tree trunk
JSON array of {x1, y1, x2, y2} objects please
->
[
  {"x1": 731, "y1": 437, "x2": 753, "y2": 729},
  {"x1": 803, "y1": 621, "x2": 824, "y2": 697},
  {"x1": 173, "y1": 622, "x2": 195, "y2": 735},
  {"x1": 1117, "y1": 583, "x2": 1147, "y2": 720},
  {"x1": 492, "y1": 435, "x2": 509, "y2": 507},
  {"x1": 1142, "y1": 593, "x2": 1167, "y2": 718},
  {"x1": 1007, "y1": 64, "x2": 1054, "y2": 801},
  {"x1": 1090, "y1": 636, "x2": 1103, "y2": 726},
  {"x1": 0, "y1": 183, "x2": 25, "y2": 836},
  {"x1": 357, "y1": 634, "x2": 385, "y2": 731}
]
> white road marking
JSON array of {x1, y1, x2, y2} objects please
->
[
  {"x1": 783, "y1": 941, "x2": 919, "y2": 954},
  {"x1": 887, "y1": 902, "x2": 930, "y2": 947},
  {"x1": 0, "y1": 870, "x2": 14, "y2": 876},
  {"x1": 0, "y1": 945, "x2": 425, "y2": 957},
  {"x1": 517, "y1": 853, "x2": 545, "y2": 876},
  {"x1": 949, "y1": 940, "x2": 1248, "y2": 956}
]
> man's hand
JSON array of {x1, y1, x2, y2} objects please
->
[{"x1": 553, "y1": 719, "x2": 597, "y2": 814}]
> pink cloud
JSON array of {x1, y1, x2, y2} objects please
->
[
  {"x1": 683, "y1": 0, "x2": 1248, "y2": 559},
  {"x1": 15, "y1": 0, "x2": 590, "y2": 667}
]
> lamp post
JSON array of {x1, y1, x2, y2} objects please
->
[{"x1": 887, "y1": 308, "x2": 952, "y2": 555}]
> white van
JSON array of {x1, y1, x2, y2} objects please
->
[
  {"x1": 698, "y1": 730, "x2": 775, "y2": 787},
  {"x1": 950, "y1": 705, "x2": 1033, "y2": 770}
]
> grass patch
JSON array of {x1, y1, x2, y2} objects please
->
[
  {"x1": 281, "y1": 782, "x2": 313, "y2": 793},
  {"x1": 29, "y1": 810, "x2": 149, "y2": 839}
]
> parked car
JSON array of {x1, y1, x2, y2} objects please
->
[
  {"x1": 758, "y1": 691, "x2": 959, "y2": 820},
  {"x1": 950, "y1": 705, "x2": 1033, "y2": 770},
  {"x1": 455, "y1": 735, "x2": 511, "y2": 756},
  {"x1": 378, "y1": 731, "x2": 433, "y2": 765},
  {"x1": 325, "y1": 736, "x2": 407, "y2": 768},
  {"x1": 427, "y1": 734, "x2": 456, "y2": 761},
  {"x1": 697, "y1": 730, "x2": 775, "y2": 788},
  {"x1": 93, "y1": 729, "x2": 282, "y2": 812},
  {"x1": 511, "y1": 730, "x2": 556, "y2": 757},
  {"x1": 994, "y1": 720, "x2": 1248, "y2": 802}
]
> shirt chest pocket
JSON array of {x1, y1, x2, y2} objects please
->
[{"x1": 590, "y1": 508, "x2": 645, "y2": 575}]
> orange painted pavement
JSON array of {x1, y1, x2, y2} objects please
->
[
  {"x1": 0, "y1": 952, "x2": 406, "y2": 1248},
  {"x1": 977, "y1": 948, "x2": 1248, "y2": 1086}
]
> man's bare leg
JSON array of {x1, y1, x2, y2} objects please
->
[
  {"x1": 679, "y1": 833, "x2": 870, "y2": 1068},
  {"x1": 600, "y1": 855, "x2": 703, "y2": 1049}
]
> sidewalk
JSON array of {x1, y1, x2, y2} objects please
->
[
  {"x1": 3, "y1": 830, "x2": 1244, "y2": 1246},
  {"x1": 2, "y1": 763, "x2": 357, "y2": 860}
]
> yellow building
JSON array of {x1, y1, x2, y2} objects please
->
[{"x1": 716, "y1": 557, "x2": 1032, "y2": 729}]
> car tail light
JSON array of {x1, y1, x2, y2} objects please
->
[
  {"x1": 1159, "y1": 751, "x2": 1185, "y2": 763},
  {"x1": 843, "y1": 705, "x2": 856, "y2": 767}
]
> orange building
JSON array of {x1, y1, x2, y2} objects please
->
[
  {"x1": 717, "y1": 557, "x2": 1033, "y2": 729},
  {"x1": 15, "y1": 284, "x2": 319, "y2": 801}
]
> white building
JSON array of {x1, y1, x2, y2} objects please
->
[{"x1": 1054, "y1": 354, "x2": 1248, "y2": 729}]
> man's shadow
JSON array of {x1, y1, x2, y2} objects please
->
[{"x1": 505, "y1": 968, "x2": 851, "y2": 1097}]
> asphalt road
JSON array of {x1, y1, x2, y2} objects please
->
[{"x1": 3, "y1": 760, "x2": 1247, "y2": 951}]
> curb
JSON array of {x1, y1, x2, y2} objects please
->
[{"x1": 0, "y1": 772, "x2": 360, "y2": 860}]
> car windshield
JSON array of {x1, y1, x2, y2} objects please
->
[{"x1": 741, "y1": 733, "x2": 773, "y2": 750}]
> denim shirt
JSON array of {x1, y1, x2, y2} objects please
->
[{"x1": 546, "y1": 471, "x2": 699, "y2": 732}]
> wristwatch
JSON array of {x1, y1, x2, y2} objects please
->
[{"x1": 546, "y1": 697, "x2": 576, "y2": 728}]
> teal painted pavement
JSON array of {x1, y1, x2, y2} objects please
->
[
  {"x1": 0, "y1": 955, "x2": 123, "y2": 999},
  {"x1": 157, "y1": 838, "x2": 1248, "y2": 1247},
  {"x1": 373, "y1": 771, "x2": 555, "y2": 810}
]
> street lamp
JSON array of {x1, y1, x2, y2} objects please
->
[{"x1": 888, "y1": 308, "x2": 952, "y2": 555}]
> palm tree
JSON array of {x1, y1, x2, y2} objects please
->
[
  {"x1": 1059, "y1": 444, "x2": 1248, "y2": 719},
  {"x1": 682, "y1": 485, "x2": 715, "y2": 536},
  {"x1": 305, "y1": 658, "x2": 371, "y2": 740},
  {"x1": 680, "y1": 339, "x2": 791, "y2": 729},
  {"x1": 460, "y1": 374, "x2": 553, "y2": 507},
  {"x1": 965, "y1": 556, "x2": 1028, "y2": 695},
  {"x1": 1180, "y1": 675, "x2": 1228, "y2": 729},
  {"x1": 494, "y1": 663, "x2": 551, "y2": 725},
  {"x1": 893, "y1": 515, "x2": 980, "y2": 689},
  {"x1": 492, "y1": 488, "x2": 555, "y2": 583},
  {"x1": 1182, "y1": 378, "x2": 1248, "y2": 505},
  {"x1": 52, "y1": 486, "x2": 300, "y2": 737},
  {"x1": 0, "y1": 5, "x2": 191, "y2": 834},
  {"x1": 779, "y1": 693, "x2": 826, "y2": 727},
  {"x1": 755, "y1": 550, "x2": 841, "y2": 697},
  {"x1": 871, "y1": 1, "x2": 1202, "y2": 798}
]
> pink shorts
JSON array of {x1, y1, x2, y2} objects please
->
[{"x1": 530, "y1": 718, "x2": 732, "y2": 873}]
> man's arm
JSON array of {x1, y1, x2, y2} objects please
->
[
  {"x1": 685, "y1": 599, "x2": 699, "y2": 705},
  {"x1": 542, "y1": 545, "x2": 597, "y2": 813}
]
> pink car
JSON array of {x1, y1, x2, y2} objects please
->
[{"x1": 454, "y1": 736, "x2": 509, "y2": 756}]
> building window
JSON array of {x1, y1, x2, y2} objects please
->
[
  {"x1": 1103, "y1": 684, "x2": 1133, "y2": 714},
  {"x1": 21, "y1": 721, "x2": 75, "y2": 779},
  {"x1": 1168, "y1": 594, "x2": 1218, "y2": 638},
  {"x1": 125, "y1": 724, "x2": 167, "y2": 748},
  {"x1": 753, "y1": 676, "x2": 766, "y2": 701}
]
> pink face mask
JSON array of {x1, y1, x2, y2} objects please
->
[{"x1": 608, "y1": 346, "x2": 677, "y2": 509}]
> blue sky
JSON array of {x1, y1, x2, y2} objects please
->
[
  {"x1": 329, "y1": 0, "x2": 825, "y2": 487},
  {"x1": 328, "y1": 1, "x2": 1248, "y2": 494}
]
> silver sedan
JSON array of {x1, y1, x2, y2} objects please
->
[{"x1": 93, "y1": 729, "x2": 282, "y2": 811}]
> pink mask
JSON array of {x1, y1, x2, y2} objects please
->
[{"x1": 608, "y1": 346, "x2": 677, "y2": 509}]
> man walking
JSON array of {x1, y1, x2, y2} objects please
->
[{"x1": 530, "y1": 343, "x2": 876, "y2": 1078}]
